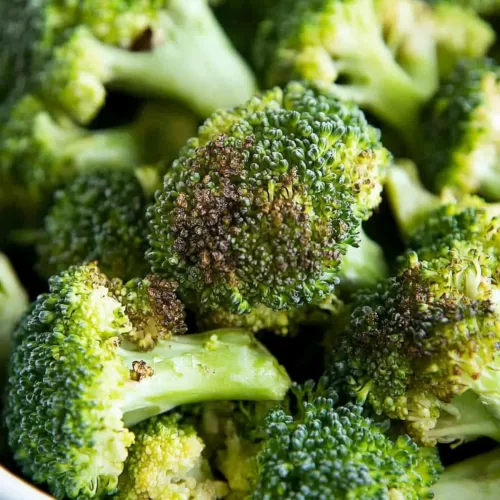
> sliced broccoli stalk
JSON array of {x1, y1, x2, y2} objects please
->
[
  {"x1": 120, "y1": 329, "x2": 292, "y2": 427},
  {"x1": 432, "y1": 447, "x2": 500, "y2": 500},
  {"x1": 44, "y1": 0, "x2": 256, "y2": 123},
  {"x1": 0, "y1": 253, "x2": 28, "y2": 366},
  {"x1": 338, "y1": 228, "x2": 388, "y2": 291},
  {"x1": 4, "y1": 264, "x2": 291, "y2": 499},
  {"x1": 429, "y1": 2, "x2": 495, "y2": 77}
]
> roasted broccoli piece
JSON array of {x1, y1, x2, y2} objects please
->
[
  {"x1": 200, "y1": 382, "x2": 442, "y2": 498},
  {"x1": 420, "y1": 58, "x2": 500, "y2": 200},
  {"x1": 0, "y1": 253, "x2": 28, "y2": 372},
  {"x1": 147, "y1": 81, "x2": 390, "y2": 314},
  {"x1": 115, "y1": 413, "x2": 228, "y2": 500},
  {"x1": 427, "y1": 1, "x2": 495, "y2": 77},
  {"x1": 4, "y1": 263, "x2": 291, "y2": 499},
  {"x1": 0, "y1": 96, "x2": 194, "y2": 229},
  {"x1": 254, "y1": 0, "x2": 439, "y2": 143},
  {"x1": 35, "y1": 168, "x2": 158, "y2": 280},
  {"x1": 432, "y1": 447, "x2": 500, "y2": 499},
  {"x1": 0, "y1": 0, "x2": 256, "y2": 124},
  {"x1": 329, "y1": 246, "x2": 500, "y2": 446}
]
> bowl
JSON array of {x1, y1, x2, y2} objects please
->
[{"x1": 0, "y1": 466, "x2": 52, "y2": 500}]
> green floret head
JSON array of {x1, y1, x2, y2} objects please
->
[
  {"x1": 254, "y1": 0, "x2": 439, "y2": 143},
  {"x1": 253, "y1": 381, "x2": 442, "y2": 498},
  {"x1": 4, "y1": 263, "x2": 291, "y2": 499},
  {"x1": 1, "y1": 0, "x2": 256, "y2": 124},
  {"x1": 420, "y1": 58, "x2": 500, "y2": 201},
  {"x1": 115, "y1": 413, "x2": 228, "y2": 500},
  {"x1": 36, "y1": 169, "x2": 154, "y2": 281},
  {"x1": 330, "y1": 249, "x2": 500, "y2": 446},
  {"x1": 147, "y1": 82, "x2": 390, "y2": 313}
]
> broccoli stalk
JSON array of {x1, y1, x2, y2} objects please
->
[
  {"x1": 120, "y1": 329, "x2": 291, "y2": 427},
  {"x1": 339, "y1": 228, "x2": 388, "y2": 290},
  {"x1": 432, "y1": 447, "x2": 500, "y2": 499},
  {"x1": 42, "y1": 0, "x2": 256, "y2": 123}
]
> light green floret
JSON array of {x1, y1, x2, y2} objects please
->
[
  {"x1": 147, "y1": 82, "x2": 390, "y2": 313},
  {"x1": 4, "y1": 263, "x2": 291, "y2": 500},
  {"x1": 330, "y1": 249, "x2": 500, "y2": 447},
  {"x1": 114, "y1": 413, "x2": 229, "y2": 500},
  {"x1": 420, "y1": 58, "x2": 500, "y2": 200},
  {"x1": 255, "y1": 0, "x2": 439, "y2": 143},
  {"x1": 1, "y1": 0, "x2": 256, "y2": 124}
]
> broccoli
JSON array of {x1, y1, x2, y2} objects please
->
[
  {"x1": 199, "y1": 382, "x2": 442, "y2": 498},
  {"x1": 0, "y1": 96, "x2": 195, "y2": 229},
  {"x1": 147, "y1": 81, "x2": 391, "y2": 314},
  {"x1": 4, "y1": 263, "x2": 291, "y2": 499},
  {"x1": 329, "y1": 246, "x2": 500, "y2": 446},
  {"x1": 419, "y1": 58, "x2": 500, "y2": 200},
  {"x1": 0, "y1": 253, "x2": 28, "y2": 374},
  {"x1": 427, "y1": 1, "x2": 495, "y2": 77},
  {"x1": 115, "y1": 413, "x2": 229, "y2": 499},
  {"x1": 430, "y1": 0, "x2": 500, "y2": 14},
  {"x1": 254, "y1": 0, "x2": 439, "y2": 144},
  {"x1": 35, "y1": 168, "x2": 158, "y2": 281},
  {"x1": 432, "y1": 447, "x2": 500, "y2": 499},
  {"x1": 0, "y1": 0, "x2": 257, "y2": 125}
]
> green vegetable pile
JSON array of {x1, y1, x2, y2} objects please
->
[{"x1": 2, "y1": 0, "x2": 500, "y2": 498}]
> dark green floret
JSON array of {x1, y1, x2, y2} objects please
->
[
  {"x1": 4, "y1": 263, "x2": 291, "y2": 499},
  {"x1": 147, "y1": 81, "x2": 390, "y2": 313},
  {"x1": 254, "y1": 0, "x2": 439, "y2": 143},
  {"x1": 36, "y1": 168, "x2": 156, "y2": 280},
  {"x1": 329, "y1": 249, "x2": 500, "y2": 446},
  {"x1": 420, "y1": 58, "x2": 500, "y2": 200},
  {"x1": 0, "y1": 0, "x2": 256, "y2": 124}
]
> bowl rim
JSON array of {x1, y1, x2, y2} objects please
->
[{"x1": 0, "y1": 465, "x2": 53, "y2": 499}]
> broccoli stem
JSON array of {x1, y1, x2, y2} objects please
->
[
  {"x1": 120, "y1": 329, "x2": 291, "y2": 427},
  {"x1": 428, "y1": 390, "x2": 500, "y2": 445},
  {"x1": 432, "y1": 448, "x2": 500, "y2": 500},
  {"x1": 338, "y1": 229, "x2": 388, "y2": 290},
  {"x1": 41, "y1": 113, "x2": 144, "y2": 172},
  {"x1": 88, "y1": 1, "x2": 256, "y2": 117},
  {"x1": 386, "y1": 162, "x2": 441, "y2": 242}
]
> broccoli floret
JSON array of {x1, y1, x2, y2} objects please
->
[
  {"x1": 254, "y1": 0, "x2": 439, "y2": 144},
  {"x1": 4, "y1": 263, "x2": 291, "y2": 499},
  {"x1": 0, "y1": 253, "x2": 28, "y2": 375},
  {"x1": 420, "y1": 58, "x2": 500, "y2": 200},
  {"x1": 35, "y1": 168, "x2": 157, "y2": 280},
  {"x1": 147, "y1": 81, "x2": 390, "y2": 313},
  {"x1": 427, "y1": 2, "x2": 495, "y2": 77},
  {"x1": 0, "y1": 0, "x2": 256, "y2": 124},
  {"x1": 432, "y1": 447, "x2": 500, "y2": 499},
  {"x1": 115, "y1": 413, "x2": 228, "y2": 500},
  {"x1": 0, "y1": 96, "x2": 190, "y2": 228},
  {"x1": 250, "y1": 381, "x2": 441, "y2": 498},
  {"x1": 329, "y1": 248, "x2": 500, "y2": 446},
  {"x1": 429, "y1": 0, "x2": 500, "y2": 14}
]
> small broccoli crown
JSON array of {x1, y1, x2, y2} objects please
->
[
  {"x1": 331, "y1": 250, "x2": 500, "y2": 445},
  {"x1": 420, "y1": 58, "x2": 500, "y2": 200},
  {"x1": 115, "y1": 276, "x2": 187, "y2": 351},
  {"x1": 4, "y1": 263, "x2": 134, "y2": 499},
  {"x1": 37, "y1": 170, "x2": 151, "y2": 281},
  {"x1": 147, "y1": 82, "x2": 389, "y2": 313},
  {"x1": 115, "y1": 413, "x2": 228, "y2": 500},
  {"x1": 255, "y1": 0, "x2": 438, "y2": 141},
  {"x1": 0, "y1": 94, "x2": 144, "y2": 226},
  {"x1": 253, "y1": 382, "x2": 442, "y2": 499}
]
